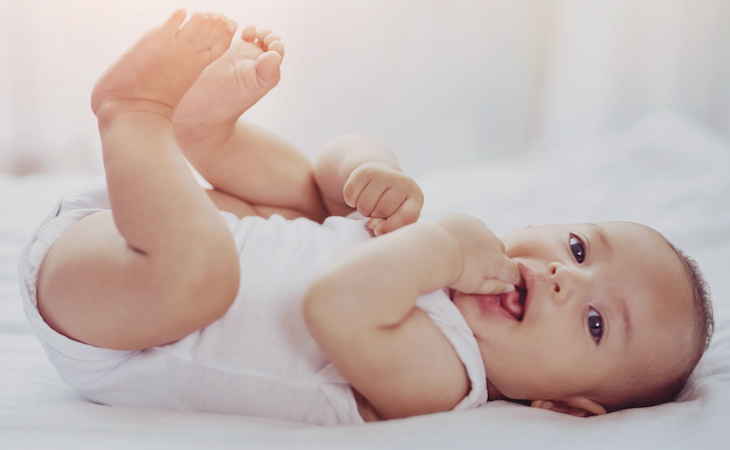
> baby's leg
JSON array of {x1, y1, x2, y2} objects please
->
[
  {"x1": 174, "y1": 28, "x2": 327, "y2": 222},
  {"x1": 38, "y1": 11, "x2": 241, "y2": 350}
]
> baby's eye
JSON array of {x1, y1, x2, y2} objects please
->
[
  {"x1": 588, "y1": 308, "x2": 603, "y2": 343},
  {"x1": 569, "y1": 235, "x2": 585, "y2": 263}
]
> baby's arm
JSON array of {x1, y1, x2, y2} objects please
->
[
  {"x1": 303, "y1": 214, "x2": 520, "y2": 419},
  {"x1": 314, "y1": 134, "x2": 423, "y2": 235}
]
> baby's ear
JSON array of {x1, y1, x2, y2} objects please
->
[{"x1": 531, "y1": 397, "x2": 607, "y2": 417}]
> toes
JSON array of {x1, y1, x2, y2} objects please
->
[
  {"x1": 162, "y1": 9, "x2": 188, "y2": 35},
  {"x1": 207, "y1": 15, "x2": 236, "y2": 60},
  {"x1": 268, "y1": 40, "x2": 285, "y2": 58},
  {"x1": 241, "y1": 26, "x2": 257, "y2": 42},
  {"x1": 255, "y1": 51, "x2": 282, "y2": 86},
  {"x1": 176, "y1": 12, "x2": 206, "y2": 44},
  {"x1": 255, "y1": 29, "x2": 274, "y2": 50},
  {"x1": 194, "y1": 14, "x2": 218, "y2": 45},
  {"x1": 176, "y1": 12, "x2": 217, "y2": 41},
  {"x1": 208, "y1": 14, "x2": 236, "y2": 43},
  {"x1": 255, "y1": 29, "x2": 272, "y2": 42},
  {"x1": 239, "y1": 26, "x2": 283, "y2": 53},
  {"x1": 225, "y1": 18, "x2": 238, "y2": 35},
  {"x1": 175, "y1": 12, "x2": 235, "y2": 59},
  {"x1": 263, "y1": 33, "x2": 281, "y2": 48}
]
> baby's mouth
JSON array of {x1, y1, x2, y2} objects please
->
[{"x1": 499, "y1": 286, "x2": 527, "y2": 321}]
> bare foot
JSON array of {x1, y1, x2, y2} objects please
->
[
  {"x1": 173, "y1": 26, "x2": 285, "y2": 142},
  {"x1": 90, "y1": 10, "x2": 237, "y2": 121}
]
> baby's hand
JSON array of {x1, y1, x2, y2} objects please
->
[
  {"x1": 436, "y1": 214, "x2": 520, "y2": 295},
  {"x1": 343, "y1": 162, "x2": 424, "y2": 235}
]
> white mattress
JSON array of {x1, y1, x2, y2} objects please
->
[{"x1": 2, "y1": 112, "x2": 729, "y2": 449}]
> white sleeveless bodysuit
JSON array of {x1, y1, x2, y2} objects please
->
[{"x1": 19, "y1": 179, "x2": 488, "y2": 425}]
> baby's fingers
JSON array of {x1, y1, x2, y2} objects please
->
[
  {"x1": 475, "y1": 279, "x2": 516, "y2": 296},
  {"x1": 368, "y1": 197, "x2": 421, "y2": 235},
  {"x1": 496, "y1": 256, "x2": 522, "y2": 288},
  {"x1": 348, "y1": 181, "x2": 384, "y2": 217},
  {"x1": 342, "y1": 171, "x2": 367, "y2": 209},
  {"x1": 367, "y1": 218, "x2": 385, "y2": 235}
]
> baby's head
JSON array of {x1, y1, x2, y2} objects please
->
[{"x1": 452, "y1": 221, "x2": 713, "y2": 416}]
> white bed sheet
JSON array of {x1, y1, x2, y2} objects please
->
[{"x1": 2, "y1": 112, "x2": 729, "y2": 449}]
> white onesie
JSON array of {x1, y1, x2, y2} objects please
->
[{"x1": 19, "y1": 179, "x2": 488, "y2": 425}]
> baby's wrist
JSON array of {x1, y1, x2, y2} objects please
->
[{"x1": 432, "y1": 220, "x2": 466, "y2": 288}]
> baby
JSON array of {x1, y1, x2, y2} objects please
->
[{"x1": 20, "y1": 11, "x2": 713, "y2": 424}]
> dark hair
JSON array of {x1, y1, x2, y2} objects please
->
[{"x1": 607, "y1": 242, "x2": 713, "y2": 412}]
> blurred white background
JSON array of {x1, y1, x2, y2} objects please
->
[{"x1": 1, "y1": 0, "x2": 729, "y2": 176}]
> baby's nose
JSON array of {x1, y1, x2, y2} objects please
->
[{"x1": 547, "y1": 262, "x2": 570, "y2": 304}]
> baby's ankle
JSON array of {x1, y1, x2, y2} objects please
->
[{"x1": 95, "y1": 99, "x2": 175, "y2": 129}]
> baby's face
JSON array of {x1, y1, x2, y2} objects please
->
[{"x1": 452, "y1": 222, "x2": 695, "y2": 409}]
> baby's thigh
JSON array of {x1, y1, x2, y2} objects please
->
[{"x1": 37, "y1": 211, "x2": 235, "y2": 350}]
